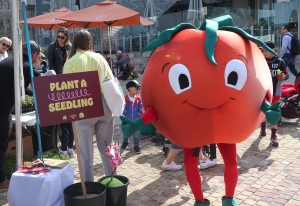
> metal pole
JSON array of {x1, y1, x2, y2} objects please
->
[
  {"x1": 22, "y1": 0, "x2": 43, "y2": 159},
  {"x1": 147, "y1": 33, "x2": 150, "y2": 46},
  {"x1": 139, "y1": 34, "x2": 142, "y2": 52},
  {"x1": 13, "y1": 0, "x2": 22, "y2": 168},
  {"x1": 260, "y1": 26, "x2": 263, "y2": 38},
  {"x1": 108, "y1": 25, "x2": 113, "y2": 68},
  {"x1": 115, "y1": 37, "x2": 118, "y2": 51},
  {"x1": 122, "y1": 36, "x2": 125, "y2": 53},
  {"x1": 129, "y1": 35, "x2": 132, "y2": 52}
]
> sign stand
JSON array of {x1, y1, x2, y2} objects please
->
[
  {"x1": 34, "y1": 71, "x2": 105, "y2": 199},
  {"x1": 72, "y1": 121, "x2": 87, "y2": 198}
]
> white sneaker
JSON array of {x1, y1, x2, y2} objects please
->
[
  {"x1": 67, "y1": 148, "x2": 75, "y2": 158},
  {"x1": 61, "y1": 150, "x2": 69, "y2": 159},
  {"x1": 199, "y1": 158, "x2": 216, "y2": 170},
  {"x1": 161, "y1": 160, "x2": 182, "y2": 171}
]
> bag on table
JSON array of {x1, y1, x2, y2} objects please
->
[{"x1": 101, "y1": 66, "x2": 125, "y2": 117}]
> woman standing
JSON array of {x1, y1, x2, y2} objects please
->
[
  {"x1": 48, "y1": 27, "x2": 74, "y2": 158},
  {"x1": 63, "y1": 29, "x2": 116, "y2": 181},
  {"x1": 48, "y1": 27, "x2": 71, "y2": 74}
]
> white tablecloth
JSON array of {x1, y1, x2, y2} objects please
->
[
  {"x1": 8, "y1": 163, "x2": 74, "y2": 206},
  {"x1": 11, "y1": 111, "x2": 36, "y2": 126}
]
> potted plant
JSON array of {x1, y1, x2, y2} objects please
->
[
  {"x1": 98, "y1": 143, "x2": 130, "y2": 206},
  {"x1": 63, "y1": 123, "x2": 106, "y2": 206}
]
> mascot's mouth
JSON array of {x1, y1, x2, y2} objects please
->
[{"x1": 182, "y1": 97, "x2": 236, "y2": 110}]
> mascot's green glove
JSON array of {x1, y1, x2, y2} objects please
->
[
  {"x1": 194, "y1": 199, "x2": 210, "y2": 206},
  {"x1": 120, "y1": 116, "x2": 145, "y2": 139},
  {"x1": 222, "y1": 197, "x2": 239, "y2": 206},
  {"x1": 261, "y1": 101, "x2": 281, "y2": 125}
]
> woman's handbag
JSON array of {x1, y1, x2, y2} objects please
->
[{"x1": 101, "y1": 66, "x2": 125, "y2": 116}]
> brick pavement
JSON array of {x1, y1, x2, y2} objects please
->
[{"x1": 1, "y1": 74, "x2": 300, "y2": 206}]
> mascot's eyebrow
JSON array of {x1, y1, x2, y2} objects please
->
[
  {"x1": 238, "y1": 54, "x2": 248, "y2": 64},
  {"x1": 162, "y1": 63, "x2": 170, "y2": 74},
  {"x1": 142, "y1": 15, "x2": 277, "y2": 67}
]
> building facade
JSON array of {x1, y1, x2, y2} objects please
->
[{"x1": 0, "y1": 0, "x2": 299, "y2": 53}]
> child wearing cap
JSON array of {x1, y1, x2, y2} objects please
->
[
  {"x1": 121, "y1": 80, "x2": 144, "y2": 153},
  {"x1": 260, "y1": 41, "x2": 289, "y2": 147}
]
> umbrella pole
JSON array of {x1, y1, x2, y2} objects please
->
[
  {"x1": 21, "y1": 0, "x2": 43, "y2": 159},
  {"x1": 108, "y1": 25, "x2": 113, "y2": 72},
  {"x1": 12, "y1": 0, "x2": 22, "y2": 169}
]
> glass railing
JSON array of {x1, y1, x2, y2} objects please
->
[
  {"x1": 93, "y1": 32, "x2": 160, "y2": 54},
  {"x1": 93, "y1": 28, "x2": 282, "y2": 54}
]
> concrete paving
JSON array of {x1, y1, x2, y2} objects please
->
[{"x1": 1, "y1": 73, "x2": 300, "y2": 206}]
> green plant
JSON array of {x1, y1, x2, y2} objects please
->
[
  {"x1": 22, "y1": 95, "x2": 34, "y2": 108},
  {"x1": 11, "y1": 95, "x2": 35, "y2": 114}
]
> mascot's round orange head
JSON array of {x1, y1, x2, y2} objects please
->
[{"x1": 141, "y1": 15, "x2": 275, "y2": 148}]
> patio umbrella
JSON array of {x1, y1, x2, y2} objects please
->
[
  {"x1": 20, "y1": 7, "x2": 80, "y2": 30},
  {"x1": 58, "y1": 0, "x2": 154, "y2": 65}
]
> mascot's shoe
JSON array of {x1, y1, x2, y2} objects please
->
[
  {"x1": 222, "y1": 196, "x2": 239, "y2": 206},
  {"x1": 194, "y1": 199, "x2": 210, "y2": 206}
]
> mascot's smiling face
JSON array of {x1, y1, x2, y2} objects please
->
[{"x1": 141, "y1": 29, "x2": 273, "y2": 148}]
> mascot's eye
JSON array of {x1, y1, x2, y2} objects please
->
[
  {"x1": 168, "y1": 64, "x2": 192, "y2": 95},
  {"x1": 224, "y1": 59, "x2": 247, "y2": 91}
]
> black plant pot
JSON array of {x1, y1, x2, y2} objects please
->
[
  {"x1": 64, "y1": 182, "x2": 106, "y2": 206},
  {"x1": 99, "y1": 175, "x2": 130, "y2": 206}
]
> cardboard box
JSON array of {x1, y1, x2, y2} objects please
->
[
  {"x1": 6, "y1": 135, "x2": 33, "y2": 156},
  {"x1": 6, "y1": 125, "x2": 34, "y2": 156}
]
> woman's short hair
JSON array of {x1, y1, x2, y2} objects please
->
[{"x1": 0, "y1": 37, "x2": 12, "y2": 45}]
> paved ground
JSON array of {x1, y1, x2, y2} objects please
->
[{"x1": 1, "y1": 72, "x2": 300, "y2": 206}]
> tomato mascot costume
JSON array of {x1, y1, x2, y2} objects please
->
[{"x1": 120, "y1": 15, "x2": 281, "y2": 206}]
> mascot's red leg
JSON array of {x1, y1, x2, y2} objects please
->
[
  {"x1": 184, "y1": 148, "x2": 204, "y2": 202},
  {"x1": 217, "y1": 143, "x2": 238, "y2": 197}
]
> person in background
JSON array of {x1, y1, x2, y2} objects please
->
[
  {"x1": 161, "y1": 143, "x2": 217, "y2": 171},
  {"x1": 113, "y1": 50, "x2": 133, "y2": 80},
  {"x1": 260, "y1": 41, "x2": 288, "y2": 147},
  {"x1": 280, "y1": 24, "x2": 298, "y2": 77},
  {"x1": 33, "y1": 54, "x2": 43, "y2": 71},
  {"x1": 120, "y1": 80, "x2": 144, "y2": 154},
  {"x1": 0, "y1": 40, "x2": 41, "y2": 189},
  {"x1": 47, "y1": 27, "x2": 74, "y2": 159},
  {"x1": 101, "y1": 53, "x2": 114, "y2": 75},
  {"x1": 161, "y1": 143, "x2": 184, "y2": 171},
  {"x1": 48, "y1": 27, "x2": 71, "y2": 74},
  {"x1": 34, "y1": 54, "x2": 49, "y2": 74},
  {"x1": 0, "y1": 37, "x2": 12, "y2": 61},
  {"x1": 199, "y1": 144, "x2": 217, "y2": 169},
  {"x1": 63, "y1": 29, "x2": 115, "y2": 181}
]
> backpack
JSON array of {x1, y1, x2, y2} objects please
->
[{"x1": 287, "y1": 34, "x2": 300, "y2": 56}]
